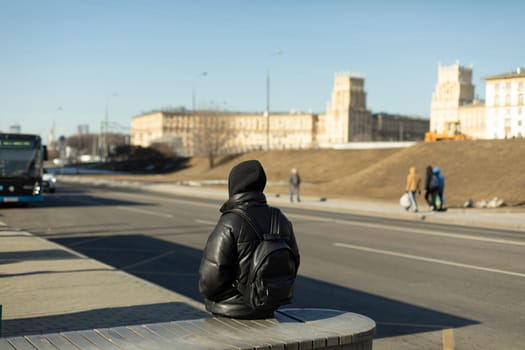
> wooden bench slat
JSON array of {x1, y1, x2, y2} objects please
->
[
  {"x1": 4, "y1": 337, "x2": 37, "y2": 350},
  {"x1": 162, "y1": 319, "x2": 243, "y2": 349},
  {"x1": 196, "y1": 318, "x2": 272, "y2": 349},
  {"x1": 93, "y1": 329, "x2": 149, "y2": 350},
  {"x1": 62, "y1": 330, "x2": 113, "y2": 350},
  {"x1": 279, "y1": 309, "x2": 376, "y2": 345},
  {"x1": 109, "y1": 326, "x2": 170, "y2": 350},
  {"x1": 25, "y1": 335, "x2": 67, "y2": 350},
  {"x1": 233, "y1": 318, "x2": 314, "y2": 350},
  {"x1": 73, "y1": 330, "x2": 122, "y2": 350},
  {"x1": 42, "y1": 334, "x2": 82, "y2": 350},
  {"x1": 202, "y1": 318, "x2": 275, "y2": 350},
  {"x1": 223, "y1": 318, "x2": 299, "y2": 350},
  {"x1": 0, "y1": 338, "x2": 16, "y2": 350},
  {"x1": 144, "y1": 323, "x2": 217, "y2": 350},
  {"x1": 119, "y1": 325, "x2": 190, "y2": 349}
]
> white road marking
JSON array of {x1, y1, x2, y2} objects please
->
[
  {"x1": 110, "y1": 191, "x2": 218, "y2": 209},
  {"x1": 116, "y1": 206, "x2": 173, "y2": 218},
  {"x1": 333, "y1": 242, "x2": 525, "y2": 278},
  {"x1": 289, "y1": 213, "x2": 525, "y2": 247}
]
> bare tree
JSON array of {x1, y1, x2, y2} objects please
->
[{"x1": 193, "y1": 109, "x2": 235, "y2": 168}]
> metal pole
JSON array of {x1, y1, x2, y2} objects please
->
[
  {"x1": 192, "y1": 88, "x2": 196, "y2": 113},
  {"x1": 105, "y1": 100, "x2": 108, "y2": 159},
  {"x1": 265, "y1": 50, "x2": 282, "y2": 151},
  {"x1": 266, "y1": 71, "x2": 270, "y2": 150},
  {"x1": 103, "y1": 93, "x2": 117, "y2": 161},
  {"x1": 193, "y1": 72, "x2": 207, "y2": 114}
]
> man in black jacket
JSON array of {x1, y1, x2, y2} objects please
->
[{"x1": 198, "y1": 160, "x2": 300, "y2": 319}]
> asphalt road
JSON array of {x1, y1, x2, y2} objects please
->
[{"x1": 1, "y1": 183, "x2": 524, "y2": 349}]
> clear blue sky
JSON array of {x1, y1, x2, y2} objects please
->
[{"x1": 2, "y1": 0, "x2": 524, "y2": 141}]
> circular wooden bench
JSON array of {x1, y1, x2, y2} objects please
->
[{"x1": 1, "y1": 308, "x2": 376, "y2": 349}]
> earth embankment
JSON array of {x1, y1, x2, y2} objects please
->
[{"x1": 87, "y1": 139, "x2": 525, "y2": 208}]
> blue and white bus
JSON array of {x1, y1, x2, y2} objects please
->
[{"x1": 0, "y1": 133, "x2": 47, "y2": 204}]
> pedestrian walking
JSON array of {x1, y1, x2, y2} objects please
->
[
  {"x1": 433, "y1": 166, "x2": 445, "y2": 211},
  {"x1": 405, "y1": 166, "x2": 421, "y2": 212},
  {"x1": 424, "y1": 165, "x2": 435, "y2": 209},
  {"x1": 199, "y1": 160, "x2": 300, "y2": 319},
  {"x1": 289, "y1": 168, "x2": 301, "y2": 202}
]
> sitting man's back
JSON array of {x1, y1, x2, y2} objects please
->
[{"x1": 198, "y1": 160, "x2": 300, "y2": 319}]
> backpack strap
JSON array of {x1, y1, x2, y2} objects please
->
[
  {"x1": 269, "y1": 208, "x2": 281, "y2": 239},
  {"x1": 227, "y1": 207, "x2": 281, "y2": 241}
]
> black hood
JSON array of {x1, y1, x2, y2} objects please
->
[{"x1": 228, "y1": 160, "x2": 266, "y2": 197}]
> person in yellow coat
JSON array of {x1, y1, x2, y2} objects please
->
[{"x1": 405, "y1": 166, "x2": 422, "y2": 212}]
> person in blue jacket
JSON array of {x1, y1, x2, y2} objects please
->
[{"x1": 433, "y1": 166, "x2": 445, "y2": 211}]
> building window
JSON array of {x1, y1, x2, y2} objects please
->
[{"x1": 519, "y1": 94, "x2": 524, "y2": 105}]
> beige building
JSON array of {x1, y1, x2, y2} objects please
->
[
  {"x1": 131, "y1": 110, "x2": 318, "y2": 156},
  {"x1": 132, "y1": 72, "x2": 426, "y2": 155},
  {"x1": 457, "y1": 101, "x2": 486, "y2": 139},
  {"x1": 485, "y1": 68, "x2": 525, "y2": 138},
  {"x1": 372, "y1": 113, "x2": 428, "y2": 141}
]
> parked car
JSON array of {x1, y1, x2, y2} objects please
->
[{"x1": 42, "y1": 168, "x2": 57, "y2": 193}]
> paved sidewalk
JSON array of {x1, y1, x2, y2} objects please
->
[{"x1": 0, "y1": 222, "x2": 207, "y2": 338}]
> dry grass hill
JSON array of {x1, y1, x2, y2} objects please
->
[{"x1": 99, "y1": 139, "x2": 525, "y2": 208}]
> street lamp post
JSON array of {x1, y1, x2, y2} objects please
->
[
  {"x1": 102, "y1": 93, "x2": 118, "y2": 161},
  {"x1": 266, "y1": 71, "x2": 270, "y2": 150},
  {"x1": 192, "y1": 72, "x2": 208, "y2": 113},
  {"x1": 265, "y1": 50, "x2": 283, "y2": 151}
]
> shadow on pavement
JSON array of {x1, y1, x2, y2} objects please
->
[
  {"x1": 2, "y1": 302, "x2": 208, "y2": 338},
  {"x1": 0, "y1": 249, "x2": 79, "y2": 265},
  {"x1": 51, "y1": 234, "x2": 479, "y2": 339},
  {"x1": 0, "y1": 185, "x2": 155, "y2": 209}
]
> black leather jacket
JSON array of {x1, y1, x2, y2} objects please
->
[{"x1": 198, "y1": 191, "x2": 300, "y2": 319}]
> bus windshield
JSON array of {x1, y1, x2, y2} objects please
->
[{"x1": 0, "y1": 148, "x2": 42, "y2": 178}]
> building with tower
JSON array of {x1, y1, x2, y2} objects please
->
[
  {"x1": 430, "y1": 63, "x2": 524, "y2": 139},
  {"x1": 318, "y1": 73, "x2": 372, "y2": 146},
  {"x1": 429, "y1": 63, "x2": 477, "y2": 134}
]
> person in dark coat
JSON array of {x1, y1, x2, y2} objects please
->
[
  {"x1": 424, "y1": 165, "x2": 435, "y2": 209},
  {"x1": 198, "y1": 160, "x2": 300, "y2": 319},
  {"x1": 289, "y1": 168, "x2": 301, "y2": 202}
]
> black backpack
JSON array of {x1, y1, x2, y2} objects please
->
[
  {"x1": 429, "y1": 174, "x2": 439, "y2": 192},
  {"x1": 229, "y1": 207, "x2": 298, "y2": 310}
]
